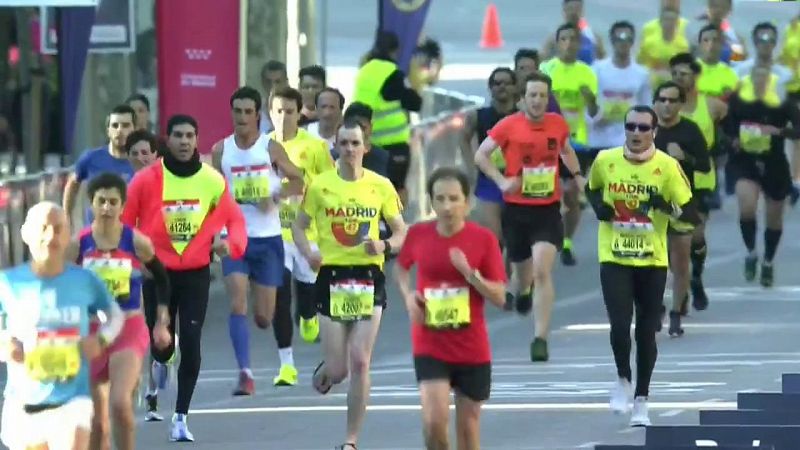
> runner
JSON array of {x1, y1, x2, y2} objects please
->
[
  {"x1": 475, "y1": 72, "x2": 583, "y2": 362},
  {"x1": 696, "y1": 25, "x2": 739, "y2": 99},
  {"x1": 0, "y1": 202, "x2": 125, "y2": 450},
  {"x1": 695, "y1": 0, "x2": 747, "y2": 63},
  {"x1": 778, "y1": 14, "x2": 800, "y2": 200},
  {"x1": 259, "y1": 60, "x2": 289, "y2": 134},
  {"x1": 125, "y1": 130, "x2": 159, "y2": 171},
  {"x1": 342, "y1": 102, "x2": 391, "y2": 177},
  {"x1": 540, "y1": 22, "x2": 599, "y2": 267},
  {"x1": 126, "y1": 94, "x2": 152, "y2": 132},
  {"x1": 394, "y1": 167, "x2": 506, "y2": 450},
  {"x1": 723, "y1": 65, "x2": 800, "y2": 287},
  {"x1": 270, "y1": 87, "x2": 335, "y2": 384},
  {"x1": 307, "y1": 87, "x2": 345, "y2": 154},
  {"x1": 735, "y1": 23, "x2": 792, "y2": 100},
  {"x1": 293, "y1": 118, "x2": 408, "y2": 450},
  {"x1": 541, "y1": 0, "x2": 606, "y2": 64},
  {"x1": 670, "y1": 52, "x2": 728, "y2": 313},
  {"x1": 298, "y1": 65, "x2": 327, "y2": 126},
  {"x1": 652, "y1": 81, "x2": 710, "y2": 336},
  {"x1": 210, "y1": 87, "x2": 304, "y2": 395},
  {"x1": 637, "y1": 6, "x2": 689, "y2": 88},
  {"x1": 68, "y1": 173, "x2": 172, "y2": 450},
  {"x1": 63, "y1": 105, "x2": 136, "y2": 225},
  {"x1": 591, "y1": 21, "x2": 652, "y2": 157},
  {"x1": 586, "y1": 105, "x2": 698, "y2": 427},
  {"x1": 641, "y1": 0, "x2": 688, "y2": 45},
  {"x1": 121, "y1": 114, "x2": 247, "y2": 442}
]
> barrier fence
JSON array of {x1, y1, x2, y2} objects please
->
[{"x1": 0, "y1": 87, "x2": 483, "y2": 269}]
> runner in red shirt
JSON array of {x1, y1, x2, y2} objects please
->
[
  {"x1": 394, "y1": 167, "x2": 506, "y2": 450},
  {"x1": 474, "y1": 72, "x2": 584, "y2": 362}
]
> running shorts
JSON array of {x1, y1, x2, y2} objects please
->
[
  {"x1": 222, "y1": 235, "x2": 285, "y2": 287},
  {"x1": 284, "y1": 241, "x2": 319, "y2": 284},
  {"x1": 89, "y1": 314, "x2": 150, "y2": 383},
  {"x1": 315, "y1": 264, "x2": 386, "y2": 318},
  {"x1": 1, "y1": 396, "x2": 92, "y2": 450},
  {"x1": 414, "y1": 355, "x2": 491, "y2": 402},
  {"x1": 502, "y1": 202, "x2": 564, "y2": 262},
  {"x1": 729, "y1": 152, "x2": 792, "y2": 202}
]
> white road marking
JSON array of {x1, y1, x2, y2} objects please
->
[{"x1": 659, "y1": 409, "x2": 685, "y2": 417}]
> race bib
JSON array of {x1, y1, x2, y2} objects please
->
[
  {"x1": 25, "y1": 328, "x2": 81, "y2": 383},
  {"x1": 601, "y1": 100, "x2": 629, "y2": 123},
  {"x1": 739, "y1": 123, "x2": 771, "y2": 154},
  {"x1": 522, "y1": 166, "x2": 557, "y2": 198},
  {"x1": 83, "y1": 256, "x2": 132, "y2": 299},
  {"x1": 231, "y1": 164, "x2": 271, "y2": 203},
  {"x1": 279, "y1": 197, "x2": 300, "y2": 229},
  {"x1": 329, "y1": 280, "x2": 374, "y2": 322},
  {"x1": 163, "y1": 199, "x2": 202, "y2": 244},
  {"x1": 424, "y1": 286, "x2": 471, "y2": 329},
  {"x1": 611, "y1": 221, "x2": 655, "y2": 259}
]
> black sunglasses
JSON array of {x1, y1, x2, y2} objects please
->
[{"x1": 625, "y1": 122, "x2": 653, "y2": 132}]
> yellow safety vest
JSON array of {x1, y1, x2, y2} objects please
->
[
  {"x1": 162, "y1": 162, "x2": 224, "y2": 254},
  {"x1": 353, "y1": 59, "x2": 411, "y2": 147}
]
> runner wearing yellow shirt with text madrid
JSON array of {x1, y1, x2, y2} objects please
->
[
  {"x1": 292, "y1": 118, "x2": 407, "y2": 450},
  {"x1": 540, "y1": 22, "x2": 599, "y2": 267},
  {"x1": 670, "y1": 52, "x2": 728, "y2": 313},
  {"x1": 586, "y1": 105, "x2": 699, "y2": 427},
  {"x1": 269, "y1": 86, "x2": 335, "y2": 386}
]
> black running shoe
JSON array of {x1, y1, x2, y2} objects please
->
[
  {"x1": 561, "y1": 248, "x2": 577, "y2": 266},
  {"x1": 744, "y1": 254, "x2": 758, "y2": 282},
  {"x1": 690, "y1": 277, "x2": 708, "y2": 311},
  {"x1": 144, "y1": 394, "x2": 163, "y2": 422},
  {"x1": 515, "y1": 292, "x2": 533, "y2": 315},
  {"x1": 530, "y1": 337, "x2": 549, "y2": 362},
  {"x1": 760, "y1": 263, "x2": 774, "y2": 288},
  {"x1": 668, "y1": 311, "x2": 684, "y2": 338}
]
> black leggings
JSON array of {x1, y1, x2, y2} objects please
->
[
  {"x1": 273, "y1": 269, "x2": 317, "y2": 349},
  {"x1": 600, "y1": 263, "x2": 667, "y2": 398},
  {"x1": 144, "y1": 266, "x2": 211, "y2": 415}
]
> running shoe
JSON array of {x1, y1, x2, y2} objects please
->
[
  {"x1": 273, "y1": 364, "x2": 298, "y2": 386},
  {"x1": 609, "y1": 377, "x2": 633, "y2": 414},
  {"x1": 232, "y1": 371, "x2": 255, "y2": 396},
  {"x1": 668, "y1": 311, "x2": 684, "y2": 338},
  {"x1": 530, "y1": 337, "x2": 548, "y2": 362},
  {"x1": 744, "y1": 254, "x2": 758, "y2": 282},
  {"x1": 760, "y1": 263, "x2": 774, "y2": 288},
  {"x1": 170, "y1": 414, "x2": 195, "y2": 442},
  {"x1": 560, "y1": 248, "x2": 577, "y2": 266},
  {"x1": 300, "y1": 316, "x2": 320, "y2": 343},
  {"x1": 630, "y1": 396, "x2": 651, "y2": 427},
  {"x1": 144, "y1": 393, "x2": 163, "y2": 422},
  {"x1": 690, "y1": 277, "x2": 708, "y2": 311},
  {"x1": 515, "y1": 292, "x2": 533, "y2": 315}
]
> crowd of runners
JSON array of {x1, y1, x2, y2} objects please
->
[{"x1": 1, "y1": 0, "x2": 799, "y2": 448}]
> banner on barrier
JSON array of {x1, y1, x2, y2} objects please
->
[
  {"x1": 738, "y1": 393, "x2": 800, "y2": 410},
  {"x1": 782, "y1": 374, "x2": 800, "y2": 393},
  {"x1": 156, "y1": 0, "x2": 241, "y2": 154},
  {"x1": 701, "y1": 409, "x2": 800, "y2": 426},
  {"x1": 41, "y1": 0, "x2": 135, "y2": 54},
  {"x1": 596, "y1": 446, "x2": 775, "y2": 450},
  {"x1": 646, "y1": 425, "x2": 800, "y2": 450}
]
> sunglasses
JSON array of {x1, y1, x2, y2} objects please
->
[
  {"x1": 625, "y1": 122, "x2": 653, "y2": 132},
  {"x1": 656, "y1": 96, "x2": 680, "y2": 104}
]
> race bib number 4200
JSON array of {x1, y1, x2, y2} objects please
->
[{"x1": 329, "y1": 280, "x2": 374, "y2": 322}]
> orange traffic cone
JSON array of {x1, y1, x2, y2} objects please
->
[{"x1": 480, "y1": 3, "x2": 504, "y2": 49}]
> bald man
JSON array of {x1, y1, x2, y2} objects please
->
[{"x1": 0, "y1": 202, "x2": 124, "y2": 450}]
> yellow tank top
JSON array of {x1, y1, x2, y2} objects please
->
[
  {"x1": 780, "y1": 20, "x2": 800, "y2": 93},
  {"x1": 681, "y1": 94, "x2": 716, "y2": 189},
  {"x1": 637, "y1": 31, "x2": 689, "y2": 87},
  {"x1": 697, "y1": 60, "x2": 739, "y2": 98}
]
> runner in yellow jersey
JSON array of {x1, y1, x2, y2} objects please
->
[
  {"x1": 637, "y1": 6, "x2": 689, "y2": 88},
  {"x1": 269, "y1": 86, "x2": 335, "y2": 386},
  {"x1": 293, "y1": 119, "x2": 407, "y2": 450},
  {"x1": 670, "y1": 53, "x2": 728, "y2": 313},
  {"x1": 696, "y1": 25, "x2": 739, "y2": 99},
  {"x1": 586, "y1": 105, "x2": 699, "y2": 427},
  {"x1": 540, "y1": 22, "x2": 599, "y2": 267},
  {"x1": 642, "y1": 0, "x2": 688, "y2": 42},
  {"x1": 779, "y1": 13, "x2": 800, "y2": 199}
]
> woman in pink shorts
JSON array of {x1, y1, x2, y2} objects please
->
[{"x1": 67, "y1": 172, "x2": 172, "y2": 450}]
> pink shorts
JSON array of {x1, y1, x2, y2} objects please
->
[{"x1": 89, "y1": 314, "x2": 150, "y2": 383}]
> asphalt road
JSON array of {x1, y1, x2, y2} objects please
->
[{"x1": 120, "y1": 198, "x2": 800, "y2": 450}]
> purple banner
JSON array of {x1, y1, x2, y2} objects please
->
[
  {"x1": 42, "y1": 0, "x2": 134, "y2": 54},
  {"x1": 58, "y1": 7, "x2": 95, "y2": 155},
  {"x1": 379, "y1": 0, "x2": 432, "y2": 73}
]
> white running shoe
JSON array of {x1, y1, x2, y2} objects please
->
[
  {"x1": 170, "y1": 414, "x2": 195, "y2": 442},
  {"x1": 609, "y1": 377, "x2": 633, "y2": 414},
  {"x1": 630, "y1": 396, "x2": 651, "y2": 427}
]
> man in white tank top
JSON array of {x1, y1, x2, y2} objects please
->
[{"x1": 210, "y1": 87, "x2": 303, "y2": 396}]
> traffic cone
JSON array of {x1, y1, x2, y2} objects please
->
[{"x1": 480, "y1": 3, "x2": 504, "y2": 49}]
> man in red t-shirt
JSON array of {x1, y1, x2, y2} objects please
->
[
  {"x1": 474, "y1": 72, "x2": 584, "y2": 362},
  {"x1": 395, "y1": 167, "x2": 506, "y2": 450}
]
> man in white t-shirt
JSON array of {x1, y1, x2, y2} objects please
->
[
  {"x1": 306, "y1": 87, "x2": 344, "y2": 156},
  {"x1": 589, "y1": 21, "x2": 651, "y2": 161}
]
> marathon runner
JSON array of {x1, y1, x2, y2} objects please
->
[
  {"x1": 271, "y1": 87, "x2": 335, "y2": 384},
  {"x1": 696, "y1": 25, "x2": 739, "y2": 100},
  {"x1": 0, "y1": 202, "x2": 125, "y2": 450},
  {"x1": 68, "y1": 173, "x2": 172, "y2": 450},
  {"x1": 652, "y1": 81, "x2": 710, "y2": 337},
  {"x1": 637, "y1": 5, "x2": 689, "y2": 88},
  {"x1": 394, "y1": 167, "x2": 506, "y2": 450},
  {"x1": 586, "y1": 105, "x2": 699, "y2": 427},
  {"x1": 541, "y1": 22, "x2": 599, "y2": 267},
  {"x1": 126, "y1": 94, "x2": 153, "y2": 133},
  {"x1": 125, "y1": 130, "x2": 159, "y2": 171},
  {"x1": 694, "y1": 0, "x2": 747, "y2": 63},
  {"x1": 210, "y1": 87, "x2": 304, "y2": 394},
  {"x1": 298, "y1": 65, "x2": 327, "y2": 126},
  {"x1": 307, "y1": 87, "x2": 345, "y2": 154},
  {"x1": 670, "y1": 52, "x2": 728, "y2": 312},
  {"x1": 735, "y1": 23, "x2": 792, "y2": 99},
  {"x1": 342, "y1": 102, "x2": 391, "y2": 177},
  {"x1": 778, "y1": 13, "x2": 800, "y2": 199},
  {"x1": 259, "y1": 60, "x2": 289, "y2": 134},
  {"x1": 541, "y1": 0, "x2": 606, "y2": 64},
  {"x1": 723, "y1": 65, "x2": 800, "y2": 287},
  {"x1": 121, "y1": 114, "x2": 247, "y2": 442},
  {"x1": 63, "y1": 105, "x2": 136, "y2": 225},
  {"x1": 293, "y1": 118, "x2": 407, "y2": 450},
  {"x1": 475, "y1": 72, "x2": 583, "y2": 362},
  {"x1": 641, "y1": 0, "x2": 688, "y2": 44}
]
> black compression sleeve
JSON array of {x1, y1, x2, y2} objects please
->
[
  {"x1": 144, "y1": 257, "x2": 171, "y2": 308},
  {"x1": 677, "y1": 199, "x2": 701, "y2": 225}
]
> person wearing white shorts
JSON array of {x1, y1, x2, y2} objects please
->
[{"x1": 1, "y1": 397, "x2": 93, "y2": 450}]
